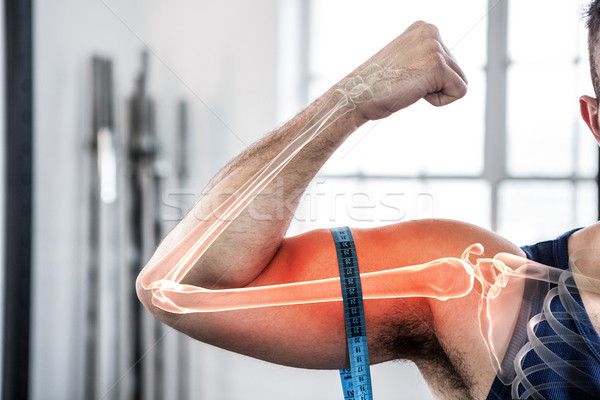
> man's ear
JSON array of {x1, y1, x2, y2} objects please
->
[{"x1": 580, "y1": 95, "x2": 600, "y2": 144}]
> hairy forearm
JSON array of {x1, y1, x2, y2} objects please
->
[{"x1": 141, "y1": 83, "x2": 368, "y2": 289}]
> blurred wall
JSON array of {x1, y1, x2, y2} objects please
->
[{"x1": 31, "y1": 1, "x2": 287, "y2": 399}]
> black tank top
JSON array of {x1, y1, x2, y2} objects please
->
[{"x1": 485, "y1": 229, "x2": 600, "y2": 399}]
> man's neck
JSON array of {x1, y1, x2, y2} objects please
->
[{"x1": 569, "y1": 221, "x2": 600, "y2": 254}]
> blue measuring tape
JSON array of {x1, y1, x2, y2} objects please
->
[{"x1": 331, "y1": 226, "x2": 373, "y2": 400}]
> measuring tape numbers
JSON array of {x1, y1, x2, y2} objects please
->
[{"x1": 331, "y1": 226, "x2": 373, "y2": 400}]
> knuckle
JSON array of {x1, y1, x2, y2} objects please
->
[
  {"x1": 458, "y1": 84, "x2": 468, "y2": 99},
  {"x1": 424, "y1": 38, "x2": 444, "y2": 54},
  {"x1": 415, "y1": 21, "x2": 440, "y2": 38},
  {"x1": 424, "y1": 23, "x2": 440, "y2": 38},
  {"x1": 410, "y1": 20, "x2": 428, "y2": 29},
  {"x1": 426, "y1": 45, "x2": 446, "y2": 67}
]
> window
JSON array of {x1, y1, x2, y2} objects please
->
[{"x1": 287, "y1": 0, "x2": 597, "y2": 247}]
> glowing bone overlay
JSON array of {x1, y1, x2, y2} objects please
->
[{"x1": 140, "y1": 65, "x2": 600, "y2": 398}]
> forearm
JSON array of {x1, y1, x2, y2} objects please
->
[{"x1": 141, "y1": 83, "x2": 368, "y2": 290}]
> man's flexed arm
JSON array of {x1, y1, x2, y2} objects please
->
[{"x1": 137, "y1": 21, "x2": 467, "y2": 295}]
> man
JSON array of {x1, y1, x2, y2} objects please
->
[{"x1": 138, "y1": 6, "x2": 600, "y2": 399}]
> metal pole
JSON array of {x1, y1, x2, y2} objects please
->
[
  {"x1": 175, "y1": 100, "x2": 190, "y2": 400},
  {"x1": 129, "y1": 51, "x2": 163, "y2": 400},
  {"x1": 3, "y1": 0, "x2": 33, "y2": 398},
  {"x1": 87, "y1": 56, "x2": 118, "y2": 400},
  {"x1": 484, "y1": 0, "x2": 509, "y2": 232}
]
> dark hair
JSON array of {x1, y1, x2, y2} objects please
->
[{"x1": 586, "y1": 0, "x2": 600, "y2": 99}]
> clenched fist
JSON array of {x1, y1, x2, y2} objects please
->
[{"x1": 348, "y1": 21, "x2": 468, "y2": 122}]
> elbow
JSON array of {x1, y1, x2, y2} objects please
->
[
  {"x1": 135, "y1": 274, "x2": 150, "y2": 311},
  {"x1": 135, "y1": 274, "x2": 172, "y2": 324},
  {"x1": 135, "y1": 267, "x2": 156, "y2": 315},
  {"x1": 135, "y1": 267, "x2": 186, "y2": 320},
  {"x1": 135, "y1": 273, "x2": 145, "y2": 304}
]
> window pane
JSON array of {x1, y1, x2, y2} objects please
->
[
  {"x1": 338, "y1": 117, "x2": 425, "y2": 176},
  {"x1": 508, "y1": 0, "x2": 581, "y2": 63},
  {"x1": 498, "y1": 180, "x2": 575, "y2": 245},
  {"x1": 421, "y1": 179, "x2": 490, "y2": 228},
  {"x1": 507, "y1": 63, "x2": 577, "y2": 176},
  {"x1": 419, "y1": 70, "x2": 485, "y2": 176}
]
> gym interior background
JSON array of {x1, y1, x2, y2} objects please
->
[{"x1": 2, "y1": 0, "x2": 598, "y2": 399}]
